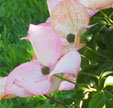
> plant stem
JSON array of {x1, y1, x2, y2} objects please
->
[
  {"x1": 54, "y1": 74, "x2": 76, "y2": 84},
  {"x1": 44, "y1": 95, "x2": 63, "y2": 105},
  {"x1": 100, "y1": 11, "x2": 113, "y2": 25},
  {"x1": 79, "y1": 71, "x2": 99, "y2": 79},
  {"x1": 80, "y1": 54, "x2": 90, "y2": 60}
]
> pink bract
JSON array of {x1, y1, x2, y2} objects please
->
[
  {"x1": 28, "y1": 23, "x2": 62, "y2": 67},
  {"x1": 50, "y1": 0, "x2": 89, "y2": 38},
  {"x1": 0, "y1": 77, "x2": 16, "y2": 99},
  {"x1": 47, "y1": 0, "x2": 62, "y2": 14},
  {"x1": 46, "y1": 0, "x2": 90, "y2": 52}
]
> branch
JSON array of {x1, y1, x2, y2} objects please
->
[{"x1": 44, "y1": 95, "x2": 64, "y2": 105}]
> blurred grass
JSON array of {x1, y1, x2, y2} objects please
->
[
  {"x1": 0, "y1": 0, "x2": 50, "y2": 107},
  {"x1": 0, "y1": 0, "x2": 49, "y2": 76}
]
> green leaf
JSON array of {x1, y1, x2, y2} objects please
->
[
  {"x1": 97, "y1": 61, "x2": 113, "y2": 75},
  {"x1": 104, "y1": 76, "x2": 113, "y2": 88},
  {"x1": 89, "y1": 91, "x2": 113, "y2": 108},
  {"x1": 104, "y1": 25, "x2": 113, "y2": 55},
  {"x1": 101, "y1": 71, "x2": 113, "y2": 78}
]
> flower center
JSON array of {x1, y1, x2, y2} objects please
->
[
  {"x1": 66, "y1": 33, "x2": 75, "y2": 43},
  {"x1": 41, "y1": 66, "x2": 50, "y2": 75}
]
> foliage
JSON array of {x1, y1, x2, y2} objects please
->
[{"x1": 71, "y1": 9, "x2": 113, "y2": 108}]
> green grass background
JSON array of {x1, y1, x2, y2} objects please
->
[{"x1": 0, "y1": 0, "x2": 49, "y2": 76}]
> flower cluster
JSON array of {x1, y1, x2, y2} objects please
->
[{"x1": 0, "y1": 0, "x2": 113, "y2": 100}]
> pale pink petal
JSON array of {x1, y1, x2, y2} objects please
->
[
  {"x1": 87, "y1": 9, "x2": 99, "y2": 18},
  {"x1": 103, "y1": 3, "x2": 113, "y2": 9},
  {"x1": 51, "y1": 0, "x2": 89, "y2": 37},
  {"x1": 14, "y1": 78, "x2": 52, "y2": 95},
  {"x1": 74, "y1": 27, "x2": 87, "y2": 49},
  {"x1": 0, "y1": 77, "x2": 16, "y2": 100},
  {"x1": 86, "y1": 24, "x2": 97, "y2": 29},
  {"x1": 47, "y1": 0, "x2": 62, "y2": 14},
  {"x1": 59, "y1": 74, "x2": 76, "y2": 90},
  {"x1": 60, "y1": 37, "x2": 75, "y2": 54},
  {"x1": 20, "y1": 37, "x2": 29, "y2": 41},
  {"x1": 59, "y1": 81, "x2": 75, "y2": 90},
  {"x1": 0, "y1": 77, "x2": 7, "y2": 100},
  {"x1": 49, "y1": 50, "x2": 81, "y2": 77},
  {"x1": 5, "y1": 61, "x2": 49, "y2": 97},
  {"x1": 61, "y1": 27, "x2": 87, "y2": 54},
  {"x1": 38, "y1": 22, "x2": 51, "y2": 27},
  {"x1": 90, "y1": 0, "x2": 113, "y2": 10},
  {"x1": 28, "y1": 23, "x2": 62, "y2": 67},
  {"x1": 78, "y1": 0, "x2": 94, "y2": 9},
  {"x1": 78, "y1": 0, "x2": 113, "y2": 10}
]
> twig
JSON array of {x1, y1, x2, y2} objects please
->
[{"x1": 44, "y1": 95, "x2": 64, "y2": 105}]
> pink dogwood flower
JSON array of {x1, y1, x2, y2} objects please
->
[
  {"x1": 3, "y1": 23, "x2": 81, "y2": 98},
  {"x1": 47, "y1": 0, "x2": 90, "y2": 53},
  {"x1": 48, "y1": 0, "x2": 89, "y2": 37}
]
